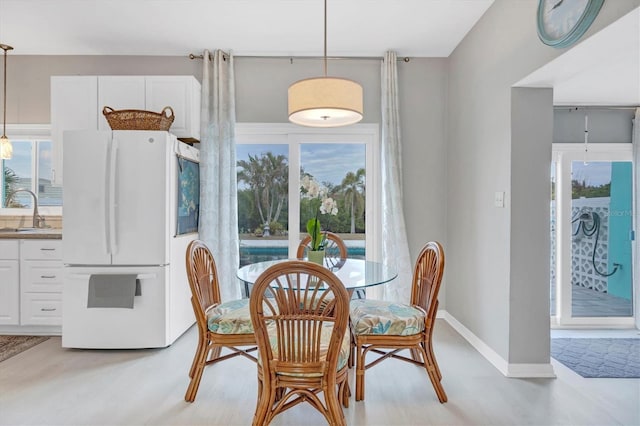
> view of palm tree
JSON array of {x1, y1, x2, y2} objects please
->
[
  {"x1": 237, "y1": 152, "x2": 288, "y2": 234},
  {"x1": 2, "y1": 166, "x2": 23, "y2": 207},
  {"x1": 236, "y1": 144, "x2": 366, "y2": 237},
  {"x1": 339, "y1": 168, "x2": 365, "y2": 234}
]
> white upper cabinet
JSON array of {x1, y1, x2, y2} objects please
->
[
  {"x1": 145, "y1": 76, "x2": 201, "y2": 143},
  {"x1": 51, "y1": 75, "x2": 201, "y2": 185},
  {"x1": 97, "y1": 76, "x2": 146, "y2": 131},
  {"x1": 51, "y1": 76, "x2": 99, "y2": 185}
]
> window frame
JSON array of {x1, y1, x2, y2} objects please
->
[
  {"x1": 235, "y1": 123, "x2": 381, "y2": 261},
  {"x1": 0, "y1": 124, "x2": 62, "y2": 216}
]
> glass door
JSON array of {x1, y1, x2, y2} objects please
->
[
  {"x1": 552, "y1": 144, "x2": 635, "y2": 327},
  {"x1": 235, "y1": 124, "x2": 379, "y2": 267}
]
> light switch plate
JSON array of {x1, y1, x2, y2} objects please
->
[{"x1": 494, "y1": 191, "x2": 505, "y2": 208}]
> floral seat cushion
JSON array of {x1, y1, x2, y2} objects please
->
[
  {"x1": 350, "y1": 299, "x2": 425, "y2": 336},
  {"x1": 258, "y1": 322, "x2": 351, "y2": 377},
  {"x1": 207, "y1": 299, "x2": 254, "y2": 334}
]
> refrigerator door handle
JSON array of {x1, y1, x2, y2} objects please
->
[
  {"x1": 109, "y1": 138, "x2": 119, "y2": 256},
  {"x1": 67, "y1": 273, "x2": 158, "y2": 280},
  {"x1": 103, "y1": 138, "x2": 111, "y2": 256}
]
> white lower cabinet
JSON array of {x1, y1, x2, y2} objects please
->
[
  {"x1": 0, "y1": 239, "x2": 63, "y2": 332},
  {"x1": 20, "y1": 240, "x2": 63, "y2": 326},
  {"x1": 0, "y1": 241, "x2": 20, "y2": 325},
  {"x1": 21, "y1": 293, "x2": 63, "y2": 326}
]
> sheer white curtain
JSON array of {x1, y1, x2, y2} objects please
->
[
  {"x1": 633, "y1": 107, "x2": 640, "y2": 329},
  {"x1": 199, "y1": 49, "x2": 240, "y2": 301},
  {"x1": 380, "y1": 50, "x2": 412, "y2": 302}
]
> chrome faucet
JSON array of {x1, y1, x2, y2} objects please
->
[{"x1": 7, "y1": 189, "x2": 45, "y2": 228}]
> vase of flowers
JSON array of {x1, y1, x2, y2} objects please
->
[{"x1": 301, "y1": 175, "x2": 338, "y2": 265}]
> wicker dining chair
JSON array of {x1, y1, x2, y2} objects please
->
[
  {"x1": 249, "y1": 260, "x2": 351, "y2": 426},
  {"x1": 296, "y1": 231, "x2": 348, "y2": 269},
  {"x1": 184, "y1": 239, "x2": 257, "y2": 402},
  {"x1": 297, "y1": 231, "x2": 366, "y2": 300},
  {"x1": 350, "y1": 241, "x2": 447, "y2": 403}
]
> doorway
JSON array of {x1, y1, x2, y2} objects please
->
[{"x1": 551, "y1": 143, "x2": 635, "y2": 327}]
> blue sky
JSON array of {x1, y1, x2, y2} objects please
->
[
  {"x1": 236, "y1": 143, "x2": 366, "y2": 186},
  {"x1": 4, "y1": 141, "x2": 32, "y2": 177},
  {"x1": 571, "y1": 161, "x2": 612, "y2": 186}
]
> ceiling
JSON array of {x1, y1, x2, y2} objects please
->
[
  {"x1": 0, "y1": 0, "x2": 493, "y2": 57},
  {"x1": 0, "y1": 1, "x2": 637, "y2": 106}
]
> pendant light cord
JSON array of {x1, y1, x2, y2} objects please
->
[
  {"x1": 323, "y1": 0, "x2": 327, "y2": 77},
  {"x1": 2, "y1": 46, "x2": 6, "y2": 138},
  {"x1": 583, "y1": 113, "x2": 589, "y2": 165},
  {"x1": 0, "y1": 44, "x2": 11, "y2": 139}
]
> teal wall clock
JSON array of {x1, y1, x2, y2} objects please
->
[{"x1": 537, "y1": 0, "x2": 605, "y2": 48}]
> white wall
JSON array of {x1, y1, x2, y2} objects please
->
[{"x1": 446, "y1": 0, "x2": 640, "y2": 367}]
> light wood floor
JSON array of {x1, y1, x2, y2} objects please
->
[{"x1": 1, "y1": 320, "x2": 638, "y2": 426}]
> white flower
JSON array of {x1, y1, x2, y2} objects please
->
[
  {"x1": 301, "y1": 175, "x2": 311, "y2": 191},
  {"x1": 307, "y1": 179, "x2": 320, "y2": 198},
  {"x1": 320, "y1": 197, "x2": 338, "y2": 216},
  {"x1": 318, "y1": 186, "x2": 327, "y2": 199}
]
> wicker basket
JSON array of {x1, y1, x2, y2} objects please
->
[{"x1": 102, "y1": 106, "x2": 175, "y2": 131}]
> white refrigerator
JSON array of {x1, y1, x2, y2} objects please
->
[{"x1": 62, "y1": 130, "x2": 199, "y2": 349}]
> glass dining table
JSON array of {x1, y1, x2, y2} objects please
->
[{"x1": 237, "y1": 258, "x2": 398, "y2": 298}]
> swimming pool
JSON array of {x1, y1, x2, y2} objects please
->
[{"x1": 239, "y1": 245, "x2": 365, "y2": 266}]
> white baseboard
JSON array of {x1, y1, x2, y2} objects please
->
[
  {"x1": 0, "y1": 325, "x2": 61, "y2": 336},
  {"x1": 437, "y1": 310, "x2": 556, "y2": 378},
  {"x1": 507, "y1": 363, "x2": 556, "y2": 378}
]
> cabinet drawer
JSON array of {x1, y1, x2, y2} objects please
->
[
  {"x1": 21, "y1": 293, "x2": 62, "y2": 326},
  {"x1": 0, "y1": 240, "x2": 19, "y2": 260},
  {"x1": 22, "y1": 263, "x2": 64, "y2": 292},
  {"x1": 20, "y1": 240, "x2": 62, "y2": 260}
]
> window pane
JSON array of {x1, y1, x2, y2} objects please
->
[
  {"x1": 300, "y1": 143, "x2": 366, "y2": 259},
  {"x1": 570, "y1": 161, "x2": 633, "y2": 317},
  {"x1": 37, "y1": 141, "x2": 62, "y2": 206},
  {"x1": 2, "y1": 141, "x2": 33, "y2": 208},
  {"x1": 237, "y1": 144, "x2": 289, "y2": 266}
]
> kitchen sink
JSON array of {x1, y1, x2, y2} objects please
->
[{"x1": 0, "y1": 227, "x2": 54, "y2": 233}]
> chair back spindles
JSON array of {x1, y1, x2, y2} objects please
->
[
  {"x1": 250, "y1": 260, "x2": 350, "y2": 425},
  {"x1": 411, "y1": 241, "x2": 444, "y2": 316},
  {"x1": 186, "y1": 240, "x2": 221, "y2": 313}
]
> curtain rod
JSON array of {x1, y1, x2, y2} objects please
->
[
  {"x1": 188, "y1": 53, "x2": 410, "y2": 62},
  {"x1": 554, "y1": 105, "x2": 639, "y2": 111}
]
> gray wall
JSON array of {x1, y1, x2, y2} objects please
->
[
  {"x1": 241, "y1": 56, "x2": 450, "y2": 278},
  {"x1": 510, "y1": 87, "x2": 553, "y2": 363},
  {"x1": 235, "y1": 56, "x2": 449, "y2": 263},
  {"x1": 447, "y1": 0, "x2": 640, "y2": 364},
  {"x1": 4, "y1": 53, "x2": 449, "y2": 302},
  {"x1": 5, "y1": 56, "x2": 200, "y2": 124},
  {"x1": 554, "y1": 109, "x2": 635, "y2": 143}
]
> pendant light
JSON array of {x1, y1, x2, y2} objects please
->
[
  {"x1": 0, "y1": 44, "x2": 12, "y2": 160},
  {"x1": 288, "y1": 0, "x2": 363, "y2": 127}
]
